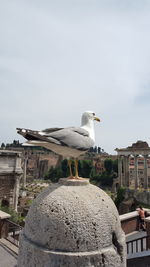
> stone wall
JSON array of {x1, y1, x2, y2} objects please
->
[{"x1": 120, "y1": 211, "x2": 139, "y2": 234}]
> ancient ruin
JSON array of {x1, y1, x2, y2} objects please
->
[
  {"x1": 116, "y1": 141, "x2": 150, "y2": 190},
  {"x1": 0, "y1": 150, "x2": 23, "y2": 211}
]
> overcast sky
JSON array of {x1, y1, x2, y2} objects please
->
[{"x1": 0, "y1": 0, "x2": 150, "y2": 154}]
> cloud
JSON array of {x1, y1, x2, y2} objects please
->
[{"x1": 0, "y1": 0, "x2": 150, "y2": 153}]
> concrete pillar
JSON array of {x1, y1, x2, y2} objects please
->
[
  {"x1": 134, "y1": 155, "x2": 139, "y2": 190},
  {"x1": 122, "y1": 156, "x2": 126, "y2": 187},
  {"x1": 18, "y1": 178, "x2": 126, "y2": 267},
  {"x1": 23, "y1": 157, "x2": 27, "y2": 188},
  {"x1": 124, "y1": 156, "x2": 130, "y2": 188},
  {"x1": 13, "y1": 155, "x2": 22, "y2": 211},
  {"x1": 118, "y1": 156, "x2": 123, "y2": 187},
  {"x1": 13, "y1": 175, "x2": 20, "y2": 212},
  {"x1": 144, "y1": 155, "x2": 148, "y2": 190}
]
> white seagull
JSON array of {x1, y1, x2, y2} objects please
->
[{"x1": 17, "y1": 111, "x2": 100, "y2": 179}]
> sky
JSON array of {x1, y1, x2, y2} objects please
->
[{"x1": 1, "y1": 0, "x2": 150, "y2": 154}]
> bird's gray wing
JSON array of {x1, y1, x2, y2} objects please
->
[
  {"x1": 47, "y1": 127, "x2": 94, "y2": 150},
  {"x1": 17, "y1": 128, "x2": 40, "y2": 140},
  {"x1": 42, "y1": 127, "x2": 63, "y2": 134},
  {"x1": 17, "y1": 127, "x2": 94, "y2": 150},
  {"x1": 16, "y1": 128, "x2": 61, "y2": 145}
]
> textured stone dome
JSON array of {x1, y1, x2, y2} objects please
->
[{"x1": 18, "y1": 179, "x2": 126, "y2": 267}]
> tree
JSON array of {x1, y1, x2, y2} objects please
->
[
  {"x1": 104, "y1": 159, "x2": 113, "y2": 174},
  {"x1": 79, "y1": 160, "x2": 93, "y2": 178},
  {"x1": 1, "y1": 143, "x2": 5, "y2": 149},
  {"x1": 44, "y1": 159, "x2": 94, "y2": 182},
  {"x1": 99, "y1": 172, "x2": 114, "y2": 187},
  {"x1": 98, "y1": 147, "x2": 101, "y2": 154},
  {"x1": 89, "y1": 147, "x2": 94, "y2": 153},
  {"x1": 93, "y1": 146, "x2": 98, "y2": 153},
  {"x1": 44, "y1": 166, "x2": 63, "y2": 183},
  {"x1": 114, "y1": 187, "x2": 125, "y2": 209},
  {"x1": 61, "y1": 159, "x2": 69, "y2": 177},
  {"x1": 112, "y1": 159, "x2": 118, "y2": 174}
]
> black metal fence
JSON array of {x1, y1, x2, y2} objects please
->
[
  {"x1": 126, "y1": 235, "x2": 150, "y2": 255},
  {"x1": 6, "y1": 219, "x2": 22, "y2": 247}
]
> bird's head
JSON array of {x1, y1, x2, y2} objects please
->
[{"x1": 81, "y1": 111, "x2": 100, "y2": 125}]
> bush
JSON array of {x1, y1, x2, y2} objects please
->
[
  {"x1": 0, "y1": 206, "x2": 25, "y2": 225},
  {"x1": 114, "y1": 187, "x2": 126, "y2": 208}
]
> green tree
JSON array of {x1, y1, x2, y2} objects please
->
[
  {"x1": 104, "y1": 159, "x2": 113, "y2": 174},
  {"x1": 112, "y1": 159, "x2": 118, "y2": 173},
  {"x1": 93, "y1": 146, "x2": 98, "y2": 153},
  {"x1": 98, "y1": 147, "x2": 101, "y2": 154},
  {"x1": 1, "y1": 143, "x2": 5, "y2": 149},
  {"x1": 61, "y1": 159, "x2": 69, "y2": 177},
  {"x1": 90, "y1": 166, "x2": 97, "y2": 179},
  {"x1": 89, "y1": 147, "x2": 94, "y2": 153},
  {"x1": 45, "y1": 159, "x2": 94, "y2": 182},
  {"x1": 0, "y1": 205, "x2": 24, "y2": 225},
  {"x1": 114, "y1": 187, "x2": 125, "y2": 208},
  {"x1": 79, "y1": 160, "x2": 93, "y2": 178},
  {"x1": 44, "y1": 166, "x2": 63, "y2": 183},
  {"x1": 99, "y1": 172, "x2": 114, "y2": 187}
]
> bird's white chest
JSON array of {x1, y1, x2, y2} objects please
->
[{"x1": 81, "y1": 124, "x2": 95, "y2": 143}]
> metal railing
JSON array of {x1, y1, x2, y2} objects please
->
[
  {"x1": 126, "y1": 235, "x2": 150, "y2": 255},
  {"x1": 5, "y1": 219, "x2": 22, "y2": 247}
]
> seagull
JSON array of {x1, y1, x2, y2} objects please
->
[{"x1": 17, "y1": 111, "x2": 100, "y2": 179}]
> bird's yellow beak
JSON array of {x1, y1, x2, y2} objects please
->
[{"x1": 94, "y1": 116, "x2": 100, "y2": 122}]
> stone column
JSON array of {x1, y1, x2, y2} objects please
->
[
  {"x1": 13, "y1": 175, "x2": 20, "y2": 212},
  {"x1": 124, "y1": 156, "x2": 129, "y2": 188},
  {"x1": 134, "y1": 155, "x2": 139, "y2": 190},
  {"x1": 118, "y1": 156, "x2": 123, "y2": 187},
  {"x1": 144, "y1": 155, "x2": 148, "y2": 190},
  {"x1": 13, "y1": 155, "x2": 21, "y2": 211},
  {"x1": 23, "y1": 157, "x2": 27, "y2": 188},
  {"x1": 122, "y1": 156, "x2": 126, "y2": 187}
]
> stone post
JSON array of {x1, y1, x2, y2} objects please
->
[
  {"x1": 13, "y1": 155, "x2": 22, "y2": 211},
  {"x1": 124, "y1": 156, "x2": 130, "y2": 188},
  {"x1": 144, "y1": 155, "x2": 148, "y2": 190},
  {"x1": 23, "y1": 157, "x2": 27, "y2": 188},
  {"x1": 13, "y1": 175, "x2": 20, "y2": 212},
  {"x1": 118, "y1": 156, "x2": 123, "y2": 187},
  {"x1": 18, "y1": 178, "x2": 126, "y2": 267},
  {"x1": 134, "y1": 155, "x2": 139, "y2": 190},
  {"x1": 122, "y1": 156, "x2": 126, "y2": 187}
]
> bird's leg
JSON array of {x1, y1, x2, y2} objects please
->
[
  {"x1": 74, "y1": 159, "x2": 79, "y2": 179},
  {"x1": 67, "y1": 159, "x2": 74, "y2": 179},
  {"x1": 74, "y1": 159, "x2": 85, "y2": 180}
]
